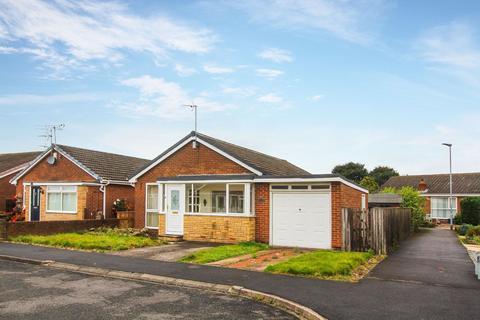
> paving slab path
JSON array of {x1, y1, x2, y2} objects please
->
[{"x1": 1, "y1": 229, "x2": 479, "y2": 320}]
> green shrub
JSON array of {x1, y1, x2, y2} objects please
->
[
  {"x1": 466, "y1": 226, "x2": 480, "y2": 238},
  {"x1": 457, "y1": 224, "x2": 473, "y2": 236},
  {"x1": 460, "y1": 197, "x2": 480, "y2": 225},
  {"x1": 453, "y1": 214, "x2": 462, "y2": 225}
]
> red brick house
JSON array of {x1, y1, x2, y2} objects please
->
[
  {"x1": 383, "y1": 173, "x2": 480, "y2": 221},
  {"x1": 129, "y1": 131, "x2": 368, "y2": 249},
  {"x1": 0, "y1": 151, "x2": 41, "y2": 212},
  {"x1": 10, "y1": 145, "x2": 149, "y2": 222}
]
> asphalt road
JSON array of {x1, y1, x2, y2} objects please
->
[
  {"x1": 1, "y1": 229, "x2": 479, "y2": 319},
  {"x1": 0, "y1": 260, "x2": 295, "y2": 320}
]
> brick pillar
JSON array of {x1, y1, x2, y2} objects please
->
[
  {"x1": 331, "y1": 182, "x2": 342, "y2": 249},
  {"x1": 255, "y1": 183, "x2": 270, "y2": 243},
  {"x1": 0, "y1": 219, "x2": 7, "y2": 241}
]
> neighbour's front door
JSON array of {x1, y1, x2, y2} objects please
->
[
  {"x1": 31, "y1": 186, "x2": 41, "y2": 221},
  {"x1": 166, "y1": 184, "x2": 185, "y2": 235}
]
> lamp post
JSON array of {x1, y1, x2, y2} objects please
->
[{"x1": 442, "y1": 143, "x2": 453, "y2": 229}]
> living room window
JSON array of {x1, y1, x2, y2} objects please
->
[
  {"x1": 46, "y1": 185, "x2": 77, "y2": 213},
  {"x1": 186, "y1": 183, "x2": 251, "y2": 215},
  {"x1": 431, "y1": 197, "x2": 457, "y2": 219}
]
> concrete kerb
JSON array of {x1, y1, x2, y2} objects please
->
[{"x1": 0, "y1": 254, "x2": 326, "y2": 320}]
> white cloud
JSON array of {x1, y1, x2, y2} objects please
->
[
  {"x1": 255, "y1": 68, "x2": 284, "y2": 79},
  {"x1": 222, "y1": 86, "x2": 256, "y2": 97},
  {"x1": 258, "y1": 93, "x2": 283, "y2": 103},
  {"x1": 117, "y1": 75, "x2": 233, "y2": 119},
  {"x1": 0, "y1": 93, "x2": 103, "y2": 106},
  {"x1": 0, "y1": 0, "x2": 216, "y2": 76},
  {"x1": 231, "y1": 0, "x2": 387, "y2": 44},
  {"x1": 203, "y1": 65, "x2": 234, "y2": 74},
  {"x1": 311, "y1": 94, "x2": 324, "y2": 101},
  {"x1": 416, "y1": 22, "x2": 480, "y2": 87},
  {"x1": 174, "y1": 64, "x2": 197, "y2": 77},
  {"x1": 258, "y1": 48, "x2": 293, "y2": 63}
]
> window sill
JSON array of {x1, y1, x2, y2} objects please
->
[
  {"x1": 46, "y1": 211, "x2": 78, "y2": 214},
  {"x1": 184, "y1": 212, "x2": 255, "y2": 218}
]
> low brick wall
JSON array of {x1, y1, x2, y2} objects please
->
[
  {"x1": 183, "y1": 215, "x2": 255, "y2": 243},
  {"x1": 2, "y1": 219, "x2": 120, "y2": 239}
]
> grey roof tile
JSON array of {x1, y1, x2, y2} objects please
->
[
  {"x1": 0, "y1": 151, "x2": 42, "y2": 174},
  {"x1": 383, "y1": 173, "x2": 480, "y2": 194},
  {"x1": 56, "y1": 145, "x2": 150, "y2": 181}
]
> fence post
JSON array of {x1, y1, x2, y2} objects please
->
[{"x1": 0, "y1": 219, "x2": 7, "y2": 241}]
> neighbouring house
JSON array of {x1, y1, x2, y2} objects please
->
[
  {"x1": 0, "y1": 151, "x2": 41, "y2": 212},
  {"x1": 368, "y1": 193, "x2": 402, "y2": 208},
  {"x1": 383, "y1": 173, "x2": 480, "y2": 221},
  {"x1": 129, "y1": 131, "x2": 368, "y2": 249},
  {"x1": 10, "y1": 144, "x2": 149, "y2": 222}
]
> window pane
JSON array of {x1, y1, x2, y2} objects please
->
[
  {"x1": 146, "y1": 212, "x2": 159, "y2": 227},
  {"x1": 195, "y1": 183, "x2": 226, "y2": 213},
  {"x1": 61, "y1": 186, "x2": 76, "y2": 192},
  {"x1": 229, "y1": 184, "x2": 245, "y2": 213},
  {"x1": 47, "y1": 193, "x2": 62, "y2": 211},
  {"x1": 62, "y1": 192, "x2": 77, "y2": 212},
  {"x1": 171, "y1": 190, "x2": 180, "y2": 211},
  {"x1": 146, "y1": 185, "x2": 159, "y2": 210},
  {"x1": 47, "y1": 186, "x2": 62, "y2": 192}
]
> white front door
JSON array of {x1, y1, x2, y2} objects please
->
[
  {"x1": 271, "y1": 191, "x2": 331, "y2": 249},
  {"x1": 166, "y1": 184, "x2": 185, "y2": 235}
]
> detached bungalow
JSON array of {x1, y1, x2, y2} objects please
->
[
  {"x1": 10, "y1": 145, "x2": 149, "y2": 222},
  {"x1": 129, "y1": 132, "x2": 368, "y2": 249},
  {"x1": 0, "y1": 151, "x2": 41, "y2": 212},
  {"x1": 383, "y1": 173, "x2": 480, "y2": 221}
]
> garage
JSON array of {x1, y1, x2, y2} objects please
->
[{"x1": 270, "y1": 185, "x2": 331, "y2": 249}]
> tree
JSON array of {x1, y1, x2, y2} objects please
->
[
  {"x1": 332, "y1": 162, "x2": 368, "y2": 183},
  {"x1": 360, "y1": 176, "x2": 379, "y2": 193},
  {"x1": 383, "y1": 186, "x2": 425, "y2": 231},
  {"x1": 369, "y1": 166, "x2": 399, "y2": 186},
  {"x1": 460, "y1": 197, "x2": 480, "y2": 225}
]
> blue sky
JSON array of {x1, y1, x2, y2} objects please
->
[{"x1": 1, "y1": 0, "x2": 480, "y2": 175}]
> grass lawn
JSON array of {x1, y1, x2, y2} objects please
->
[
  {"x1": 180, "y1": 242, "x2": 269, "y2": 264},
  {"x1": 11, "y1": 230, "x2": 163, "y2": 252},
  {"x1": 265, "y1": 250, "x2": 375, "y2": 280}
]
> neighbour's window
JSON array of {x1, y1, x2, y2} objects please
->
[
  {"x1": 431, "y1": 197, "x2": 457, "y2": 219},
  {"x1": 146, "y1": 184, "x2": 159, "y2": 228},
  {"x1": 46, "y1": 186, "x2": 77, "y2": 213}
]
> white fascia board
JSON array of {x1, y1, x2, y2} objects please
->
[
  {"x1": 253, "y1": 177, "x2": 369, "y2": 193},
  {"x1": 157, "y1": 179, "x2": 254, "y2": 184},
  {"x1": 100, "y1": 179, "x2": 134, "y2": 186},
  {"x1": 129, "y1": 136, "x2": 263, "y2": 183},
  {"x1": 0, "y1": 164, "x2": 28, "y2": 180},
  {"x1": 24, "y1": 182, "x2": 102, "y2": 186},
  {"x1": 422, "y1": 193, "x2": 480, "y2": 197},
  {"x1": 10, "y1": 149, "x2": 52, "y2": 184}
]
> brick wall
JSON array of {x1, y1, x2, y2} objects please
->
[
  {"x1": 134, "y1": 141, "x2": 251, "y2": 228},
  {"x1": 331, "y1": 182, "x2": 367, "y2": 249},
  {"x1": 0, "y1": 172, "x2": 16, "y2": 212},
  {"x1": 183, "y1": 215, "x2": 255, "y2": 243},
  {"x1": 255, "y1": 183, "x2": 269, "y2": 243}
]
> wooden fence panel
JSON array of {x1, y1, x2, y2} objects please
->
[{"x1": 342, "y1": 207, "x2": 411, "y2": 254}]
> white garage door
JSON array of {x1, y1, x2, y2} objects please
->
[{"x1": 271, "y1": 191, "x2": 331, "y2": 249}]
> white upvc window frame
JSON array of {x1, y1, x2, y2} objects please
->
[
  {"x1": 430, "y1": 196, "x2": 457, "y2": 219},
  {"x1": 145, "y1": 183, "x2": 163, "y2": 229},
  {"x1": 46, "y1": 185, "x2": 78, "y2": 214},
  {"x1": 185, "y1": 182, "x2": 252, "y2": 216}
]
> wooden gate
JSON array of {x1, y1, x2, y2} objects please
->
[{"x1": 342, "y1": 207, "x2": 411, "y2": 254}]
